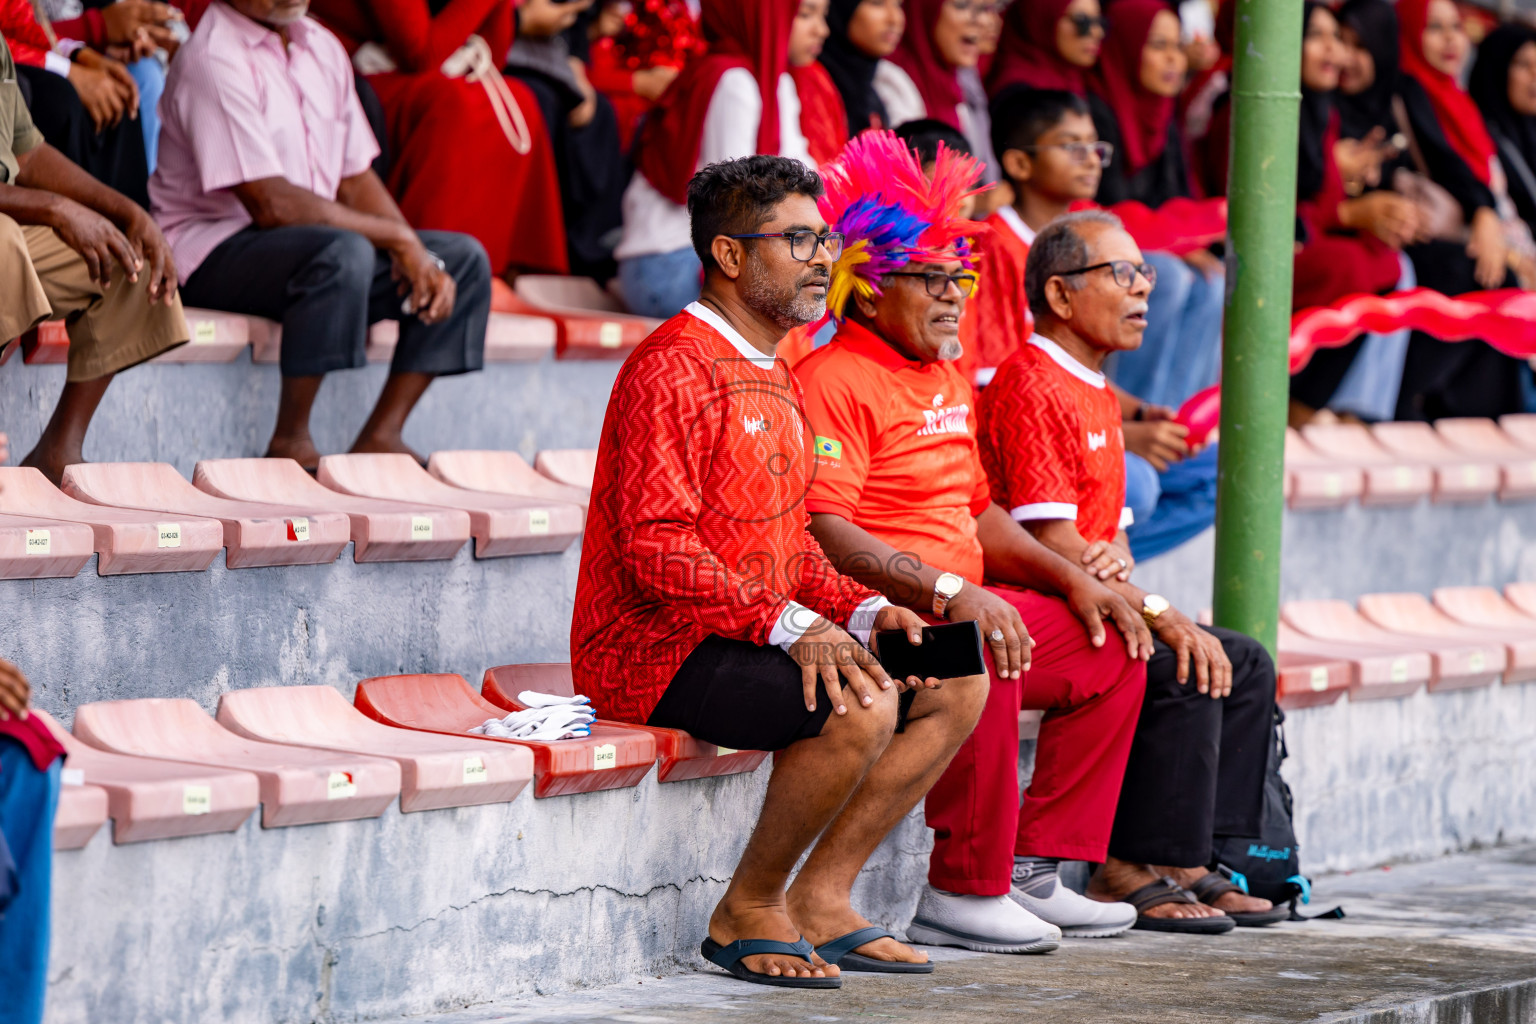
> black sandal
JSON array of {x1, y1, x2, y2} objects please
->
[
  {"x1": 1125, "y1": 877, "x2": 1236, "y2": 934},
  {"x1": 1188, "y1": 872, "x2": 1290, "y2": 927}
]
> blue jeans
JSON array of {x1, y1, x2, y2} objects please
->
[
  {"x1": 1125, "y1": 443, "x2": 1219, "y2": 562},
  {"x1": 127, "y1": 56, "x2": 165, "y2": 173},
  {"x1": 1329, "y1": 255, "x2": 1413, "y2": 422},
  {"x1": 1108, "y1": 250, "x2": 1225, "y2": 409},
  {"x1": 0, "y1": 737, "x2": 61, "y2": 1024},
  {"x1": 617, "y1": 247, "x2": 703, "y2": 319}
]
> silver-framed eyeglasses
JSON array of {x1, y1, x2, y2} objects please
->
[{"x1": 1057, "y1": 260, "x2": 1157, "y2": 289}]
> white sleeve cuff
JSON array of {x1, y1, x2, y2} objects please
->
[
  {"x1": 846, "y1": 595, "x2": 892, "y2": 648},
  {"x1": 44, "y1": 51, "x2": 72, "y2": 77},
  {"x1": 1119, "y1": 506, "x2": 1135, "y2": 529},
  {"x1": 769, "y1": 600, "x2": 818, "y2": 652},
  {"x1": 1010, "y1": 501, "x2": 1078, "y2": 522}
]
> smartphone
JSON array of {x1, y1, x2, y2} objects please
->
[{"x1": 872, "y1": 620, "x2": 986, "y2": 681}]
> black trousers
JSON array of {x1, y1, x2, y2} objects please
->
[
  {"x1": 181, "y1": 226, "x2": 490, "y2": 379},
  {"x1": 15, "y1": 64, "x2": 149, "y2": 208},
  {"x1": 1107, "y1": 626, "x2": 1275, "y2": 867}
]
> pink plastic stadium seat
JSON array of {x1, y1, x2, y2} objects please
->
[
  {"x1": 1282, "y1": 599, "x2": 1502, "y2": 692},
  {"x1": 1434, "y1": 586, "x2": 1536, "y2": 634},
  {"x1": 216, "y1": 685, "x2": 534, "y2": 812},
  {"x1": 1433, "y1": 419, "x2": 1536, "y2": 500},
  {"x1": 1504, "y1": 582, "x2": 1536, "y2": 620},
  {"x1": 1358, "y1": 592, "x2": 1536, "y2": 685},
  {"x1": 150, "y1": 308, "x2": 250, "y2": 363},
  {"x1": 534, "y1": 449, "x2": 597, "y2": 490},
  {"x1": 1276, "y1": 622, "x2": 1429, "y2": 700},
  {"x1": 1300, "y1": 423, "x2": 1433, "y2": 505},
  {"x1": 1368, "y1": 422, "x2": 1499, "y2": 502},
  {"x1": 73, "y1": 699, "x2": 401, "y2": 827},
  {"x1": 250, "y1": 314, "x2": 556, "y2": 364},
  {"x1": 54, "y1": 774, "x2": 109, "y2": 850},
  {"x1": 35, "y1": 710, "x2": 259, "y2": 843},
  {"x1": 353, "y1": 673, "x2": 657, "y2": 798},
  {"x1": 510, "y1": 275, "x2": 660, "y2": 358},
  {"x1": 0, "y1": 467, "x2": 223, "y2": 574},
  {"x1": 1497, "y1": 413, "x2": 1536, "y2": 453},
  {"x1": 1284, "y1": 429, "x2": 1364, "y2": 509},
  {"x1": 193, "y1": 457, "x2": 470, "y2": 563},
  {"x1": 428, "y1": 450, "x2": 592, "y2": 510},
  {"x1": 1274, "y1": 652, "x2": 1353, "y2": 709},
  {"x1": 482, "y1": 664, "x2": 768, "y2": 783},
  {"x1": 62, "y1": 462, "x2": 350, "y2": 569},
  {"x1": 0, "y1": 511, "x2": 94, "y2": 579},
  {"x1": 316, "y1": 453, "x2": 583, "y2": 558}
]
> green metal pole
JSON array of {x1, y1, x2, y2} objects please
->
[{"x1": 1212, "y1": 0, "x2": 1304, "y2": 657}]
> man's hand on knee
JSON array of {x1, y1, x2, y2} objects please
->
[
  {"x1": 789, "y1": 616, "x2": 894, "y2": 715},
  {"x1": 946, "y1": 586, "x2": 1032, "y2": 679}
]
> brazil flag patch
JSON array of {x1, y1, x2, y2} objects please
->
[{"x1": 814, "y1": 436, "x2": 843, "y2": 460}]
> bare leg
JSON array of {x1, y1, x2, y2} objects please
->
[
  {"x1": 1152, "y1": 864, "x2": 1274, "y2": 913},
  {"x1": 708, "y1": 688, "x2": 899, "y2": 980},
  {"x1": 350, "y1": 371, "x2": 432, "y2": 462},
  {"x1": 1087, "y1": 857, "x2": 1226, "y2": 920},
  {"x1": 267, "y1": 375, "x2": 325, "y2": 470},
  {"x1": 22, "y1": 374, "x2": 114, "y2": 485},
  {"x1": 787, "y1": 674, "x2": 989, "y2": 964}
]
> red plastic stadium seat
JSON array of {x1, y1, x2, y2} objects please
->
[
  {"x1": 534, "y1": 449, "x2": 597, "y2": 490},
  {"x1": 1368, "y1": 422, "x2": 1499, "y2": 502},
  {"x1": 150, "y1": 308, "x2": 250, "y2": 363},
  {"x1": 0, "y1": 467, "x2": 223, "y2": 575},
  {"x1": 35, "y1": 710, "x2": 258, "y2": 844},
  {"x1": 217, "y1": 686, "x2": 533, "y2": 812},
  {"x1": 428, "y1": 450, "x2": 592, "y2": 509},
  {"x1": 1357, "y1": 592, "x2": 1536, "y2": 684},
  {"x1": 194, "y1": 457, "x2": 470, "y2": 563},
  {"x1": 1276, "y1": 622, "x2": 1428, "y2": 700},
  {"x1": 1274, "y1": 652, "x2": 1353, "y2": 709},
  {"x1": 0, "y1": 511, "x2": 94, "y2": 579},
  {"x1": 1284, "y1": 429, "x2": 1364, "y2": 509},
  {"x1": 482, "y1": 664, "x2": 768, "y2": 783},
  {"x1": 510, "y1": 275, "x2": 660, "y2": 358},
  {"x1": 1282, "y1": 599, "x2": 1501, "y2": 692},
  {"x1": 20, "y1": 320, "x2": 68, "y2": 363},
  {"x1": 1434, "y1": 586, "x2": 1536, "y2": 634},
  {"x1": 353, "y1": 673, "x2": 656, "y2": 798},
  {"x1": 1433, "y1": 419, "x2": 1536, "y2": 500},
  {"x1": 317, "y1": 453, "x2": 583, "y2": 558},
  {"x1": 54, "y1": 773, "x2": 108, "y2": 850},
  {"x1": 63, "y1": 462, "x2": 350, "y2": 569},
  {"x1": 73, "y1": 698, "x2": 401, "y2": 827},
  {"x1": 1299, "y1": 423, "x2": 1433, "y2": 504}
]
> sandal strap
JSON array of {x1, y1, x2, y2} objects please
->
[
  {"x1": 1124, "y1": 877, "x2": 1200, "y2": 914},
  {"x1": 1188, "y1": 872, "x2": 1240, "y2": 905},
  {"x1": 815, "y1": 926, "x2": 894, "y2": 965},
  {"x1": 706, "y1": 936, "x2": 815, "y2": 971}
]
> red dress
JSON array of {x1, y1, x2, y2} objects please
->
[{"x1": 310, "y1": 0, "x2": 568, "y2": 277}]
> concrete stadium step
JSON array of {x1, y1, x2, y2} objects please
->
[
  {"x1": 1282, "y1": 599, "x2": 1502, "y2": 692},
  {"x1": 481, "y1": 664, "x2": 768, "y2": 783},
  {"x1": 53, "y1": 772, "x2": 108, "y2": 850},
  {"x1": 511, "y1": 275, "x2": 660, "y2": 358},
  {"x1": 1300, "y1": 423, "x2": 1434, "y2": 505},
  {"x1": 35, "y1": 709, "x2": 259, "y2": 843},
  {"x1": 1283, "y1": 428, "x2": 1364, "y2": 509},
  {"x1": 428, "y1": 450, "x2": 592, "y2": 509},
  {"x1": 1358, "y1": 592, "x2": 1536, "y2": 685},
  {"x1": 1276, "y1": 622, "x2": 1429, "y2": 700},
  {"x1": 1368, "y1": 422, "x2": 1500, "y2": 503},
  {"x1": 1433, "y1": 418, "x2": 1536, "y2": 500},
  {"x1": 1433, "y1": 585, "x2": 1536, "y2": 634},
  {"x1": 0, "y1": 467, "x2": 223, "y2": 575},
  {"x1": 193, "y1": 457, "x2": 471, "y2": 563},
  {"x1": 534, "y1": 449, "x2": 597, "y2": 490},
  {"x1": 248, "y1": 313, "x2": 556, "y2": 364},
  {"x1": 0, "y1": 510, "x2": 94, "y2": 579},
  {"x1": 62, "y1": 462, "x2": 351, "y2": 569},
  {"x1": 1274, "y1": 652, "x2": 1353, "y2": 709},
  {"x1": 73, "y1": 698, "x2": 401, "y2": 827},
  {"x1": 216, "y1": 685, "x2": 533, "y2": 813},
  {"x1": 316, "y1": 453, "x2": 583, "y2": 559},
  {"x1": 353, "y1": 673, "x2": 657, "y2": 798}
]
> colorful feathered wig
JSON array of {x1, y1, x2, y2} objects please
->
[{"x1": 818, "y1": 130, "x2": 987, "y2": 320}]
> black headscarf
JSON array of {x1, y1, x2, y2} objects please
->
[
  {"x1": 1298, "y1": 2, "x2": 1336, "y2": 200},
  {"x1": 1471, "y1": 26, "x2": 1536, "y2": 171},
  {"x1": 821, "y1": 0, "x2": 890, "y2": 137},
  {"x1": 1336, "y1": 0, "x2": 1400, "y2": 140}
]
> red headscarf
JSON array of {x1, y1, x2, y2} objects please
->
[
  {"x1": 633, "y1": 0, "x2": 798, "y2": 206},
  {"x1": 789, "y1": 62, "x2": 852, "y2": 165},
  {"x1": 1396, "y1": 0, "x2": 1496, "y2": 185},
  {"x1": 887, "y1": 0, "x2": 966, "y2": 129},
  {"x1": 1090, "y1": 0, "x2": 1177, "y2": 176},
  {"x1": 987, "y1": 0, "x2": 1087, "y2": 96}
]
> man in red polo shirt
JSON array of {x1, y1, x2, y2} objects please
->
[{"x1": 572, "y1": 155, "x2": 988, "y2": 988}]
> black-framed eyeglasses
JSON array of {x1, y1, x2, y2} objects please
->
[
  {"x1": 728, "y1": 230, "x2": 845, "y2": 262},
  {"x1": 1068, "y1": 12, "x2": 1109, "y2": 36},
  {"x1": 1017, "y1": 140, "x2": 1114, "y2": 166},
  {"x1": 886, "y1": 270, "x2": 979, "y2": 298},
  {"x1": 1057, "y1": 260, "x2": 1157, "y2": 289}
]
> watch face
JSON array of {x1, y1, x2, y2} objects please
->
[{"x1": 938, "y1": 574, "x2": 963, "y2": 598}]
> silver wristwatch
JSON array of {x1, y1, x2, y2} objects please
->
[{"x1": 932, "y1": 572, "x2": 965, "y2": 617}]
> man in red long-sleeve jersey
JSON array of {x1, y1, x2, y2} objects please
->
[{"x1": 572, "y1": 155, "x2": 988, "y2": 989}]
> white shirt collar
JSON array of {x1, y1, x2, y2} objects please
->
[
  {"x1": 996, "y1": 205, "x2": 1038, "y2": 247},
  {"x1": 1028, "y1": 333, "x2": 1107, "y2": 388},
  {"x1": 685, "y1": 301, "x2": 777, "y2": 368}
]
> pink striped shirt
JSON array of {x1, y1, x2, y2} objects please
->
[{"x1": 149, "y1": 1, "x2": 380, "y2": 282}]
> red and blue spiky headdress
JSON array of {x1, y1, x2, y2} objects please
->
[{"x1": 817, "y1": 130, "x2": 986, "y2": 320}]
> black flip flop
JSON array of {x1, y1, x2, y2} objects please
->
[
  {"x1": 1189, "y1": 872, "x2": 1291, "y2": 927},
  {"x1": 1125, "y1": 877, "x2": 1236, "y2": 934},
  {"x1": 815, "y1": 926, "x2": 935, "y2": 974},
  {"x1": 700, "y1": 936, "x2": 842, "y2": 988}
]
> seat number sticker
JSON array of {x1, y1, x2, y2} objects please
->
[
  {"x1": 193, "y1": 319, "x2": 218, "y2": 344},
  {"x1": 1393, "y1": 467, "x2": 1412, "y2": 488},
  {"x1": 528, "y1": 509, "x2": 550, "y2": 534},
  {"x1": 593, "y1": 743, "x2": 617, "y2": 770},
  {"x1": 462, "y1": 756, "x2": 487, "y2": 784},
  {"x1": 1390, "y1": 659, "x2": 1409, "y2": 683},
  {"x1": 24, "y1": 529, "x2": 49, "y2": 555},
  {"x1": 598, "y1": 322, "x2": 623, "y2": 348},
  {"x1": 410, "y1": 516, "x2": 433, "y2": 541},
  {"x1": 1323, "y1": 474, "x2": 1341, "y2": 498},
  {"x1": 715, "y1": 745, "x2": 738, "y2": 757},
  {"x1": 1309, "y1": 666, "x2": 1329, "y2": 692},
  {"x1": 327, "y1": 771, "x2": 357, "y2": 799},
  {"x1": 286, "y1": 517, "x2": 309, "y2": 542},
  {"x1": 183, "y1": 785, "x2": 212, "y2": 815},
  {"x1": 1469, "y1": 650, "x2": 1486, "y2": 672},
  {"x1": 157, "y1": 523, "x2": 182, "y2": 548},
  {"x1": 61, "y1": 768, "x2": 84, "y2": 786}
]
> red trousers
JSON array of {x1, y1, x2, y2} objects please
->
[{"x1": 925, "y1": 587, "x2": 1146, "y2": 896}]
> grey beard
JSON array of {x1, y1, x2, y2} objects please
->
[
  {"x1": 742, "y1": 254, "x2": 827, "y2": 330},
  {"x1": 938, "y1": 339, "x2": 963, "y2": 361}
]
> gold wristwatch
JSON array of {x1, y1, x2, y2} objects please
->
[
  {"x1": 1142, "y1": 594, "x2": 1170, "y2": 627},
  {"x1": 932, "y1": 572, "x2": 965, "y2": 616}
]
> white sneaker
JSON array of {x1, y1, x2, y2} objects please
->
[
  {"x1": 905, "y1": 885, "x2": 1062, "y2": 954},
  {"x1": 1008, "y1": 880, "x2": 1137, "y2": 938}
]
